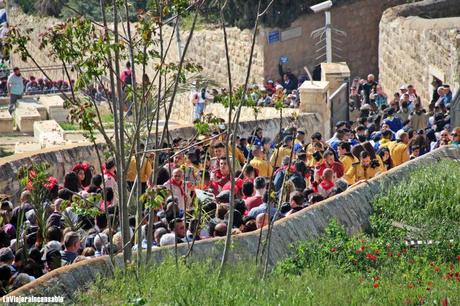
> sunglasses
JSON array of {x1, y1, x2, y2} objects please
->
[{"x1": 452, "y1": 133, "x2": 458, "y2": 137}]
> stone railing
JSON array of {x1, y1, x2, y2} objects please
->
[{"x1": 6, "y1": 145, "x2": 460, "y2": 301}]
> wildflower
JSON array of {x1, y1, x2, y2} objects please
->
[
  {"x1": 330, "y1": 247, "x2": 337, "y2": 253},
  {"x1": 373, "y1": 276, "x2": 380, "y2": 281},
  {"x1": 441, "y1": 298, "x2": 449, "y2": 306},
  {"x1": 373, "y1": 283, "x2": 379, "y2": 288},
  {"x1": 396, "y1": 252, "x2": 401, "y2": 257},
  {"x1": 366, "y1": 253, "x2": 377, "y2": 261},
  {"x1": 446, "y1": 273, "x2": 453, "y2": 279},
  {"x1": 455, "y1": 272, "x2": 459, "y2": 277},
  {"x1": 373, "y1": 249, "x2": 380, "y2": 255},
  {"x1": 388, "y1": 252, "x2": 393, "y2": 257},
  {"x1": 407, "y1": 283, "x2": 414, "y2": 289},
  {"x1": 456, "y1": 255, "x2": 460, "y2": 261},
  {"x1": 385, "y1": 243, "x2": 391, "y2": 249}
]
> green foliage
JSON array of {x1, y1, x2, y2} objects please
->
[
  {"x1": 78, "y1": 256, "x2": 460, "y2": 305},
  {"x1": 18, "y1": 0, "x2": 37, "y2": 14},
  {"x1": 370, "y1": 160, "x2": 460, "y2": 242}
]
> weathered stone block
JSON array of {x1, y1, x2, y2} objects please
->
[
  {"x1": 38, "y1": 95, "x2": 69, "y2": 122},
  {"x1": 17, "y1": 98, "x2": 47, "y2": 120},
  {"x1": 33, "y1": 120, "x2": 66, "y2": 147},
  {"x1": 14, "y1": 107, "x2": 41, "y2": 133},
  {"x1": 0, "y1": 109, "x2": 14, "y2": 133}
]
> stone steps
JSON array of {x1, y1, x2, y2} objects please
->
[{"x1": 39, "y1": 95, "x2": 69, "y2": 122}]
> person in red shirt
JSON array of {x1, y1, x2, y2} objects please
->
[
  {"x1": 318, "y1": 168, "x2": 335, "y2": 198},
  {"x1": 315, "y1": 150, "x2": 344, "y2": 179},
  {"x1": 196, "y1": 170, "x2": 219, "y2": 196},
  {"x1": 120, "y1": 61, "x2": 132, "y2": 88},
  {"x1": 244, "y1": 177, "x2": 265, "y2": 212},
  {"x1": 211, "y1": 157, "x2": 231, "y2": 188}
]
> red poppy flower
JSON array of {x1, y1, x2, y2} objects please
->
[
  {"x1": 446, "y1": 273, "x2": 453, "y2": 279},
  {"x1": 373, "y1": 283, "x2": 379, "y2": 288},
  {"x1": 455, "y1": 272, "x2": 459, "y2": 277},
  {"x1": 330, "y1": 247, "x2": 337, "y2": 253},
  {"x1": 388, "y1": 252, "x2": 393, "y2": 257},
  {"x1": 441, "y1": 298, "x2": 449, "y2": 306},
  {"x1": 366, "y1": 253, "x2": 377, "y2": 261},
  {"x1": 456, "y1": 255, "x2": 460, "y2": 261},
  {"x1": 373, "y1": 276, "x2": 380, "y2": 281}
]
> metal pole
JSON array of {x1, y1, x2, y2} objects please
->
[{"x1": 325, "y1": 10, "x2": 332, "y2": 63}]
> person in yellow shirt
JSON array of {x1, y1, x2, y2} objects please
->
[
  {"x1": 250, "y1": 145, "x2": 273, "y2": 177},
  {"x1": 344, "y1": 151, "x2": 381, "y2": 184},
  {"x1": 390, "y1": 131, "x2": 410, "y2": 167},
  {"x1": 270, "y1": 136, "x2": 294, "y2": 168},
  {"x1": 126, "y1": 144, "x2": 153, "y2": 194},
  {"x1": 378, "y1": 130, "x2": 394, "y2": 150},
  {"x1": 338, "y1": 142, "x2": 358, "y2": 185}
]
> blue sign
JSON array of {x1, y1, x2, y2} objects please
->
[
  {"x1": 267, "y1": 31, "x2": 280, "y2": 44},
  {"x1": 280, "y1": 56, "x2": 289, "y2": 65}
]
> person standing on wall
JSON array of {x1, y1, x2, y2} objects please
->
[
  {"x1": 191, "y1": 82, "x2": 212, "y2": 122},
  {"x1": 7, "y1": 67, "x2": 24, "y2": 114}
]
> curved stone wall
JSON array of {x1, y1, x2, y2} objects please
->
[
  {"x1": 379, "y1": 0, "x2": 460, "y2": 105},
  {"x1": 6, "y1": 145, "x2": 460, "y2": 301}
]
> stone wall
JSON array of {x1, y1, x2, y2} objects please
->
[
  {"x1": 11, "y1": 10, "x2": 264, "y2": 88},
  {"x1": 261, "y1": 0, "x2": 406, "y2": 82},
  {"x1": 379, "y1": 0, "x2": 460, "y2": 105},
  {"x1": 7, "y1": 145, "x2": 460, "y2": 301}
]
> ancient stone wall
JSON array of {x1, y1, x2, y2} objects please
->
[
  {"x1": 7, "y1": 145, "x2": 460, "y2": 301},
  {"x1": 379, "y1": 0, "x2": 460, "y2": 105},
  {"x1": 261, "y1": 0, "x2": 406, "y2": 82}
]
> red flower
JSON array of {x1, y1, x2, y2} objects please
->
[
  {"x1": 330, "y1": 247, "x2": 337, "y2": 253},
  {"x1": 396, "y1": 252, "x2": 401, "y2": 257},
  {"x1": 366, "y1": 253, "x2": 377, "y2": 261},
  {"x1": 373, "y1": 276, "x2": 380, "y2": 281},
  {"x1": 373, "y1": 283, "x2": 379, "y2": 288},
  {"x1": 360, "y1": 246, "x2": 365, "y2": 251},
  {"x1": 446, "y1": 273, "x2": 453, "y2": 279},
  {"x1": 388, "y1": 252, "x2": 393, "y2": 257},
  {"x1": 456, "y1": 255, "x2": 460, "y2": 261},
  {"x1": 455, "y1": 272, "x2": 459, "y2": 277},
  {"x1": 441, "y1": 298, "x2": 449, "y2": 306},
  {"x1": 385, "y1": 243, "x2": 391, "y2": 249},
  {"x1": 373, "y1": 249, "x2": 380, "y2": 255}
]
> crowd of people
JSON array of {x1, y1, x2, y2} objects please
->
[
  {"x1": 0, "y1": 69, "x2": 459, "y2": 295},
  {"x1": 191, "y1": 64, "x2": 306, "y2": 121},
  {"x1": 4, "y1": 67, "x2": 73, "y2": 114}
]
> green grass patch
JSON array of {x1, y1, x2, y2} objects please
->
[
  {"x1": 59, "y1": 122, "x2": 79, "y2": 131},
  {"x1": 76, "y1": 160, "x2": 460, "y2": 305}
]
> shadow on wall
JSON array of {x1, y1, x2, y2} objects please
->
[{"x1": 6, "y1": 145, "x2": 460, "y2": 301}]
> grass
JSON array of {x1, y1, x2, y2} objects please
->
[
  {"x1": 75, "y1": 160, "x2": 460, "y2": 305},
  {"x1": 76, "y1": 258, "x2": 459, "y2": 306}
]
